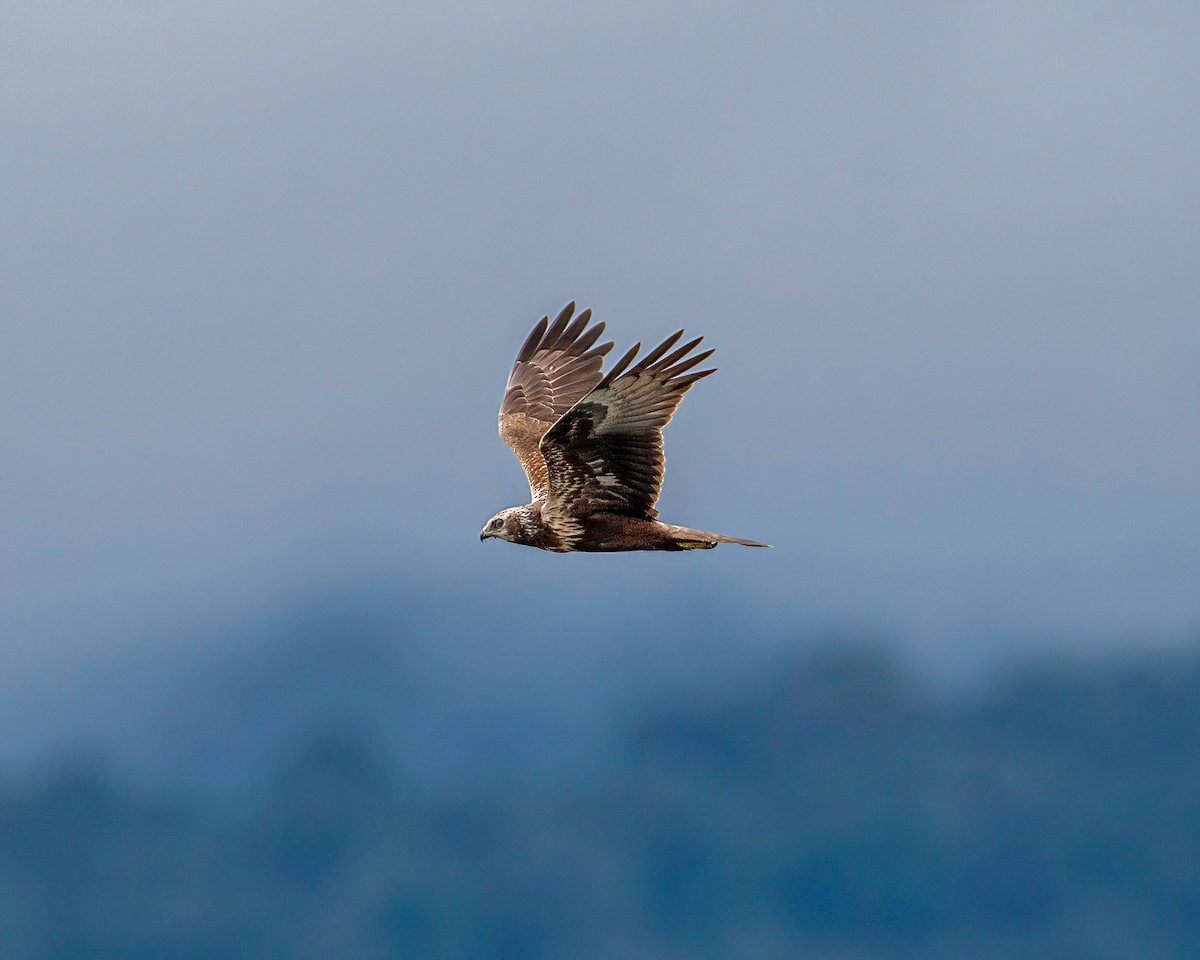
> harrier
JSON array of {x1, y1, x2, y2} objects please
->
[{"x1": 480, "y1": 303, "x2": 769, "y2": 552}]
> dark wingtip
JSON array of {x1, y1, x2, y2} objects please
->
[
  {"x1": 601, "y1": 341, "x2": 641, "y2": 385},
  {"x1": 516, "y1": 315, "x2": 550, "y2": 362},
  {"x1": 573, "y1": 316, "x2": 607, "y2": 354},
  {"x1": 635, "y1": 329, "x2": 686, "y2": 372},
  {"x1": 666, "y1": 347, "x2": 716, "y2": 378},
  {"x1": 541, "y1": 302, "x2": 576, "y2": 351},
  {"x1": 562, "y1": 310, "x2": 591, "y2": 345},
  {"x1": 675, "y1": 367, "x2": 717, "y2": 389},
  {"x1": 656, "y1": 335, "x2": 705, "y2": 371}
]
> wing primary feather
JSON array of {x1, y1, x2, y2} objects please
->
[
  {"x1": 663, "y1": 347, "x2": 716, "y2": 378},
  {"x1": 561, "y1": 310, "x2": 591, "y2": 345},
  {"x1": 601, "y1": 342, "x2": 641, "y2": 385},
  {"x1": 581, "y1": 342, "x2": 615, "y2": 362},
  {"x1": 516, "y1": 316, "x2": 550, "y2": 362},
  {"x1": 573, "y1": 321, "x2": 608, "y2": 354},
  {"x1": 554, "y1": 302, "x2": 576, "y2": 326},
  {"x1": 654, "y1": 336, "x2": 705, "y2": 371},
  {"x1": 633, "y1": 330, "x2": 686, "y2": 372},
  {"x1": 540, "y1": 303, "x2": 575, "y2": 351},
  {"x1": 674, "y1": 368, "x2": 717, "y2": 388}
]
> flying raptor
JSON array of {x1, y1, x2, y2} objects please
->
[{"x1": 480, "y1": 303, "x2": 770, "y2": 552}]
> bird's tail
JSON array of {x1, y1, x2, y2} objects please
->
[{"x1": 666, "y1": 525, "x2": 772, "y2": 549}]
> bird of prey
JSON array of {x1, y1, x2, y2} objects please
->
[{"x1": 480, "y1": 302, "x2": 770, "y2": 552}]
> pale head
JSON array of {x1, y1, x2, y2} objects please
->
[{"x1": 479, "y1": 506, "x2": 525, "y2": 543}]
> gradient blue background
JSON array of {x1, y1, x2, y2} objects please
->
[
  {"x1": 3, "y1": 3, "x2": 1200, "y2": 956},
  {"x1": 5, "y1": 0, "x2": 1198, "y2": 713}
]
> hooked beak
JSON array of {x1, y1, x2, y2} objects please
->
[{"x1": 480, "y1": 530, "x2": 491, "y2": 541}]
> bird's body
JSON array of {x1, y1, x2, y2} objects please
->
[{"x1": 481, "y1": 303, "x2": 769, "y2": 553}]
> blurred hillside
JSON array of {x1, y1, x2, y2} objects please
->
[
  {"x1": 0, "y1": 586, "x2": 789, "y2": 795},
  {"x1": 2, "y1": 641, "x2": 1198, "y2": 959}
]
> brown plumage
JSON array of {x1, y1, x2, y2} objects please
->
[{"x1": 481, "y1": 302, "x2": 771, "y2": 552}]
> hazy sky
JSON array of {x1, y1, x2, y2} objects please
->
[{"x1": 3, "y1": 1, "x2": 1199, "y2": 681}]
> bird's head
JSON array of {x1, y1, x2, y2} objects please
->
[{"x1": 480, "y1": 508, "x2": 522, "y2": 543}]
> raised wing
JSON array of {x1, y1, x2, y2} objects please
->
[
  {"x1": 539, "y1": 329, "x2": 715, "y2": 527},
  {"x1": 499, "y1": 303, "x2": 613, "y2": 500}
]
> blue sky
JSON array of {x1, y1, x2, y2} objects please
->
[{"x1": 2, "y1": 1, "x2": 1198, "y2": 692}]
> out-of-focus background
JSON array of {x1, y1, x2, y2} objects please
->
[{"x1": 3, "y1": 2, "x2": 1198, "y2": 957}]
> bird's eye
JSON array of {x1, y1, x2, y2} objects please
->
[{"x1": 491, "y1": 519, "x2": 503, "y2": 529}]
